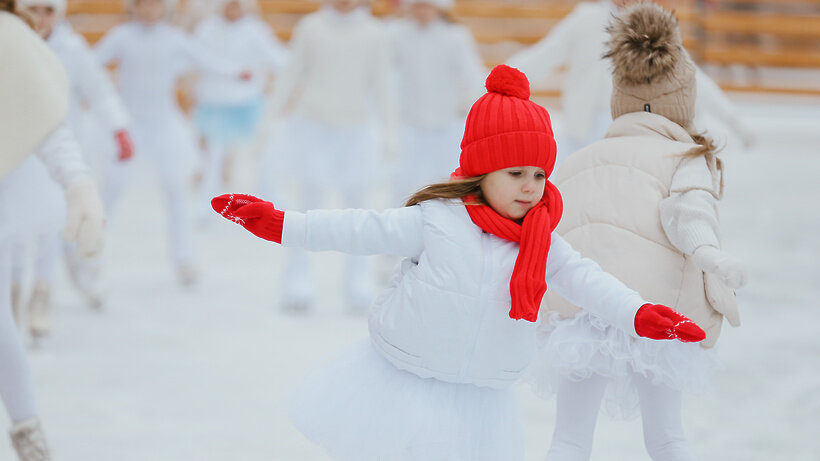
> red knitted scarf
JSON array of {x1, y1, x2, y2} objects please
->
[{"x1": 459, "y1": 173, "x2": 563, "y2": 322}]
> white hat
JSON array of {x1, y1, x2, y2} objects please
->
[
  {"x1": 17, "y1": 0, "x2": 66, "y2": 15},
  {"x1": 404, "y1": 0, "x2": 454, "y2": 10},
  {"x1": 123, "y1": 0, "x2": 179, "y2": 14}
]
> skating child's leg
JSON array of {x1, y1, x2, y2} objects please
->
[
  {"x1": 633, "y1": 372, "x2": 697, "y2": 461},
  {"x1": 545, "y1": 374, "x2": 609, "y2": 461},
  {"x1": 0, "y1": 248, "x2": 38, "y2": 423},
  {"x1": 341, "y1": 186, "x2": 371, "y2": 312},
  {"x1": 197, "y1": 140, "x2": 228, "y2": 220}
]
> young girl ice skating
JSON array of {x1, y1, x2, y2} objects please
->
[
  {"x1": 192, "y1": 0, "x2": 287, "y2": 219},
  {"x1": 530, "y1": 4, "x2": 748, "y2": 460},
  {"x1": 95, "y1": 0, "x2": 247, "y2": 285},
  {"x1": 1, "y1": 5, "x2": 105, "y2": 459},
  {"x1": 212, "y1": 65, "x2": 707, "y2": 460},
  {"x1": 262, "y1": 0, "x2": 395, "y2": 312},
  {"x1": 12, "y1": 0, "x2": 134, "y2": 322},
  {"x1": 389, "y1": 0, "x2": 485, "y2": 203}
]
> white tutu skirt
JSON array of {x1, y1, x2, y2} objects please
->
[
  {"x1": 525, "y1": 312, "x2": 723, "y2": 419},
  {"x1": 288, "y1": 339, "x2": 524, "y2": 461},
  {"x1": 0, "y1": 156, "x2": 65, "y2": 243}
]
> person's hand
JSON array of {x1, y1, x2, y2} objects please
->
[
  {"x1": 238, "y1": 70, "x2": 253, "y2": 81},
  {"x1": 211, "y1": 193, "x2": 284, "y2": 243},
  {"x1": 634, "y1": 304, "x2": 706, "y2": 342},
  {"x1": 692, "y1": 246, "x2": 748, "y2": 289},
  {"x1": 115, "y1": 129, "x2": 134, "y2": 161},
  {"x1": 63, "y1": 177, "x2": 106, "y2": 258}
]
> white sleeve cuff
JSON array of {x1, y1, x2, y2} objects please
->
[{"x1": 280, "y1": 211, "x2": 306, "y2": 248}]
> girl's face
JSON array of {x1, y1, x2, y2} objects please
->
[
  {"x1": 133, "y1": 0, "x2": 165, "y2": 23},
  {"x1": 480, "y1": 166, "x2": 546, "y2": 220},
  {"x1": 25, "y1": 5, "x2": 57, "y2": 39},
  {"x1": 222, "y1": 0, "x2": 243, "y2": 21},
  {"x1": 329, "y1": 0, "x2": 361, "y2": 14},
  {"x1": 410, "y1": 2, "x2": 438, "y2": 26}
]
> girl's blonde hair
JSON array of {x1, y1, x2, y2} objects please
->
[
  {"x1": 681, "y1": 128, "x2": 725, "y2": 198},
  {"x1": 684, "y1": 129, "x2": 721, "y2": 159},
  {"x1": 405, "y1": 175, "x2": 486, "y2": 207}
]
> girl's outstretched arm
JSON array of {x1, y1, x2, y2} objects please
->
[
  {"x1": 212, "y1": 194, "x2": 425, "y2": 258},
  {"x1": 545, "y1": 234, "x2": 704, "y2": 342}
]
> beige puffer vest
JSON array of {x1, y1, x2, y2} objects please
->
[{"x1": 542, "y1": 112, "x2": 734, "y2": 348}]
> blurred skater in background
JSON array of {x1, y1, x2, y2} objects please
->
[
  {"x1": 1, "y1": 4, "x2": 105, "y2": 459},
  {"x1": 388, "y1": 0, "x2": 485, "y2": 205},
  {"x1": 507, "y1": 0, "x2": 755, "y2": 165},
  {"x1": 262, "y1": 0, "x2": 395, "y2": 313},
  {"x1": 192, "y1": 0, "x2": 288, "y2": 221},
  {"x1": 15, "y1": 0, "x2": 133, "y2": 315},
  {"x1": 95, "y1": 0, "x2": 248, "y2": 285}
]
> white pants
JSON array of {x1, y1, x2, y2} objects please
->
[
  {"x1": 0, "y1": 246, "x2": 39, "y2": 424},
  {"x1": 132, "y1": 114, "x2": 196, "y2": 266},
  {"x1": 11, "y1": 233, "x2": 61, "y2": 285},
  {"x1": 280, "y1": 184, "x2": 371, "y2": 308},
  {"x1": 546, "y1": 373, "x2": 697, "y2": 461}
]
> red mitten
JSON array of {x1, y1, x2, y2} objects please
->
[
  {"x1": 115, "y1": 130, "x2": 134, "y2": 161},
  {"x1": 211, "y1": 193, "x2": 284, "y2": 243},
  {"x1": 634, "y1": 304, "x2": 706, "y2": 343}
]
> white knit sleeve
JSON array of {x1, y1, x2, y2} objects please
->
[
  {"x1": 33, "y1": 121, "x2": 90, "y2": 189},
  {"x1": 266, "y1": 18, "x2": 311, "y2": 119},
  {"x1": 505, "y1": 6, "x2": 577, "y2": 83},
  {"x1": 281, "y1": 206, "x2": 425, "y2": 258},
  {"x1": 545, "y1": 234, "x2": 644, "y2": 337},
  {"x1": 659, "y1": 155, "x2": 721, "y2": 255},
  {"x1": 74, "y1": 38, "x2": 130, "y2": 131}
]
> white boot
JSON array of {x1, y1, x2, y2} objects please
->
[
  {"x1": 11, "y1": 283, "x2": 22, "y2": 325},
  {"x1": 27, "y1": 282, "x2": 51, "y2": 338},
  {"x1": 9, "y1": 418, "x2": 51, "y2": 461},
  {"x1": 177, "y1": 264, "x2": 199, "y2": 287},
  {"x1": 65, "y1": 250, "x2": 104, "y2": 309}
]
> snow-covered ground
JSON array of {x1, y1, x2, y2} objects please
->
[{"x1": 3, "y1": 93, "x2": 819, "y2": 460}]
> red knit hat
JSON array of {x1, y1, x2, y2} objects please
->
[
  {"x1": 459, "y1": 65, "x2": 557, "y2": 177},
  {"x1": 454, "y1": 65, "x2": 563, "y2": 323}
]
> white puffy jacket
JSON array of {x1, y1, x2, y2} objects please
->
[{"x1": 282, "y1": 198, "x2": 646, "y2": 388}]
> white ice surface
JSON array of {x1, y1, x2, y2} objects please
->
[{"x1": 3, "y1": 93, "x2": 819, "y2": 460}]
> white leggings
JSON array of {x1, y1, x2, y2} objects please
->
[
  {"x1": 546, "y1": 373, "x2": 696, "y2": 461},
  {"x1": 0, "y1": 246, "x2": 39, "y2": 423},
  {"x1": 281, "y1": 185, "x2": 369, "y2": 305},
  {"x1": 11, "y1": 233, "x2": 61, "y2": 285}
]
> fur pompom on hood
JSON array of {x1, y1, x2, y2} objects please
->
[{"x1": 604, "y1": 2, "x2": 683, "y2": 85}]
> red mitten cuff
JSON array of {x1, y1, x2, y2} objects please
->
[
  {"x1": 211, "y1": 194, "x2": 285, "y2": 243},
  {"x1": 635, "y1": 304, "x2": 706, "y2": 343}
]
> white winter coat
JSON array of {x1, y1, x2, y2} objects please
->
[
  {"x1": 95, "y1": 21, "x2": 239, "y2": 120},
  {"x1": 281, "y1": 199, "x2": 646, "y2": 388},
  {"x1": 194, "y1": 15, "x2": 288, "y2": 105},
  {"x1": 48, "y1": 22, "x2": 130, "y2": 134},
  {"x1": 389, "y1": 18, "x2": 486, "y2": 129},
  {"x1": 266, "y1": 7, "x2": 393, "y2": 129}
]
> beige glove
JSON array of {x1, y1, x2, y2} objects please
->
[
  {"x1": 692, "y1": 245, "x2": 748, "y2": 289},
  {"x1": 63, "y1": 177, "x2": 106, "y2": 258}
]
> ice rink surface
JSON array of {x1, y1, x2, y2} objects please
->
[{"x1": 3, "y1": 93, "x2": 819, "y2": 460}]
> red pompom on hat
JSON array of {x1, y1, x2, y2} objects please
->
[
  {"x1": 454, "y1": 65, "x2": 563, "y2": 323},
  {"x1": 459, "y1": 65, "x2": 557, "y2": 178},
  {"x1": 484, "y1": 64, "x2": 531, "y2": 99}
]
